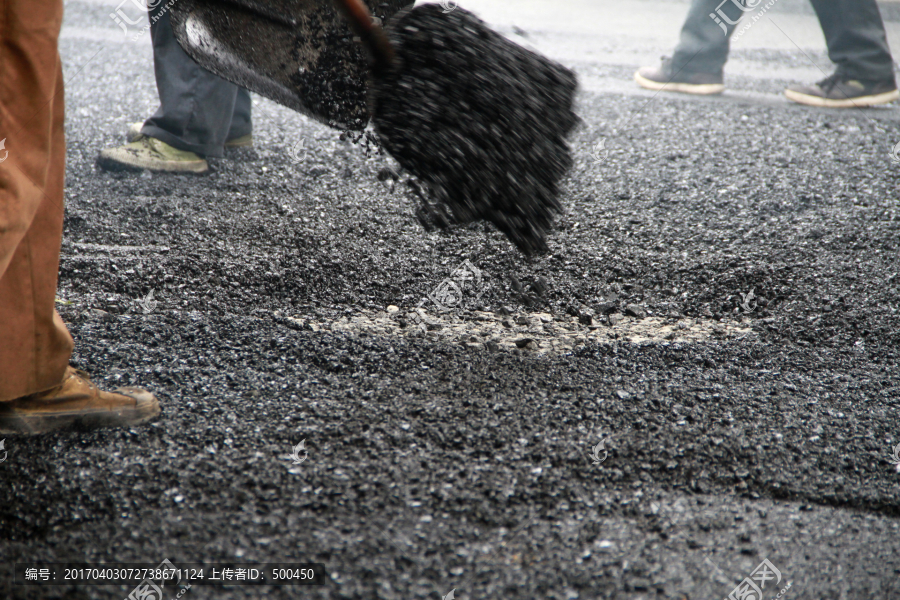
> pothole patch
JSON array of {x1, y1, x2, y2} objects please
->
[{"x1": 289, "y1": 308, "x2": 755, "y2": 354}]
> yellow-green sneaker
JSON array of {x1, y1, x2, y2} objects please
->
[
  {"x1": 126, "y1": 122, "x2": 146, "y2": 143},
  {"x1": 126, "y1": 122, "x2": 253, "y2": 148},
  {"x1": 98, "y1": 136, "x2": 209, "y2": 174}
]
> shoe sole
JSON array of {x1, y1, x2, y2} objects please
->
[
  {"x1": 0, "y1": 390, "x2": 160, "y2": 435},
  {"x1": 224, "y1": 135, "x2": 253, "y2": 148},
  {"x1": 127, "y1": 124, "x2": 253, "y2": 148},
  {"x1": 784, "y1": 88, "x2": 900, "y2": 108},
  {"x1": 634, "y1": 71, "x2": 725, "y2": 95},
  {"x1": 97, "y1": 150, "x2": 209, "y2": 174}
]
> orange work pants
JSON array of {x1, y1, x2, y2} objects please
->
[{"x1": 0, "y1": 0, "x2": 73, "y2": 401}]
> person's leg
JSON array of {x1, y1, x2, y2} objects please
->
[
  {"x1": 785, "y1": 0, "x2": 898, "y2": 107},
  {"x1": 141, "y1": 5, "x2": 240, "y2": 158},
  {"x1": 671, "y1": 0, "x2": 747, "y2": 75},
  {"x1": 808, "y1": 0, "x2": 894, "y2": 82},
  {"x1": 98, "y1": 4, "x2": 253, "y2": 172},
  {"x1": 227, "y1": 88, "x2": 253, "y2": 143},
  {"x1": 1, "y1": 0, "x2": 159, "y2": 433},
  {"x1": 635, "y1": 0, "x2": 749, "y2": 94},
  {"x1": 125, "y1": 85, "x2": 251, "y2": 148},
  {"x1": 0, "y1": 0, "x2": 73, "y2": 401}
]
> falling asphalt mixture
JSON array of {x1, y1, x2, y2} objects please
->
[{"x1": 2, "y1": 1, "x2": 900, "y2": 599}]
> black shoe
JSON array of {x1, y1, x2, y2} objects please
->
[
  {"x1": 634, "y1": 57, "x2": 724, "y2": 95},
  {"x1": 785, "y1": 73, "x2": 899, "y2": 108}
]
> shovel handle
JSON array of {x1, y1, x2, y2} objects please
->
[{"x1": 332, "y1": 0, "x2": 395, "y2": 73}]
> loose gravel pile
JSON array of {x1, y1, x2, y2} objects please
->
[{"x1": 371, "y1": 4, "x2": 578, "y2": 255}]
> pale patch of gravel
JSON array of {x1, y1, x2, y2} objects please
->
[{"x1": 291, "y1": 307, "x2": 755, "y2": 354}]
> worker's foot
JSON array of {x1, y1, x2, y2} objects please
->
[
  {"x1": 785, "y1": 73, "x2": 899, "y2": 108},
  {"x1": 634, "y1": 58, "x2": 724, "y2": 95},
  {"x1": 0, "y1": 367, "x2": 160, "y2": 435},
  {"x1": 126, "y1": 122, "x2": 253, "y2": 148},
  {"x1": 98, "y1": 136, "x2": 208, "y2": 174}
]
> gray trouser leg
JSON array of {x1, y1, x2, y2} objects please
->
[
  {"x1": 807, "y1": 0, "x2": 895, "y2": 82},
  {"x1": 142, "y1": 5, "x2": 252, "y2": 158},
  {"x1": 671, "y1": 0, "x2": 896, "y2": 82},
  {"x1": 671, "y1": 0, "x2": 748, "y2": 75},
  {"x1": 230, "y1": 89, "x2": 252, "y2": 140}
]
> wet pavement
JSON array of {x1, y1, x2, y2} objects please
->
[{"x1": 2, "y1": 0, "x2": 900, "y2": 598}]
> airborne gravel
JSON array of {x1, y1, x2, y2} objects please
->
[{"x1": 372, "y1": 3, "x2": 577, "y2": 254}]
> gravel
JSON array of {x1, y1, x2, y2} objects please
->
[{"x1": 371, "y1": 4, "x2": 578, "y2": 255}]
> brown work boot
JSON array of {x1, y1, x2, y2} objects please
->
[{"x1": 0, "y1": 367, "x2": 160, "y2": 435}]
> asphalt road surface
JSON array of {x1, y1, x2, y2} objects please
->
[{"x1": 2, "y1": 0, "x2": 900, "y2": 599}]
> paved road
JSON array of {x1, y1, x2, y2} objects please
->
[{"x1": 2, "y1": 1, "x2": 900, "y2": 599}]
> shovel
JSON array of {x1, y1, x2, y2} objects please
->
[
  {"x1": 169, "y1": 0, "x2": 410, "y2": 130},
  {"x1": 171, "y1": 0, "x2": 578, "y2": 254}
]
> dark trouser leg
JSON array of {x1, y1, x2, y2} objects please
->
[
  {"x1": 807, "y1": 0, "x2": 895, "y2": 82},
  {"x1": 672, "y1": 0, "x2": 749, "y2": 74},
  {"x1": 142, "y1": 5, "x2": 251, "y2": 158},
  {"x1": 228, "y1": 89, "x2": 252, "y2": 140}
]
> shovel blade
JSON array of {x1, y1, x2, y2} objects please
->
[{"x1": 169, "y1": 0, "x2": 409, "y2": 130}]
